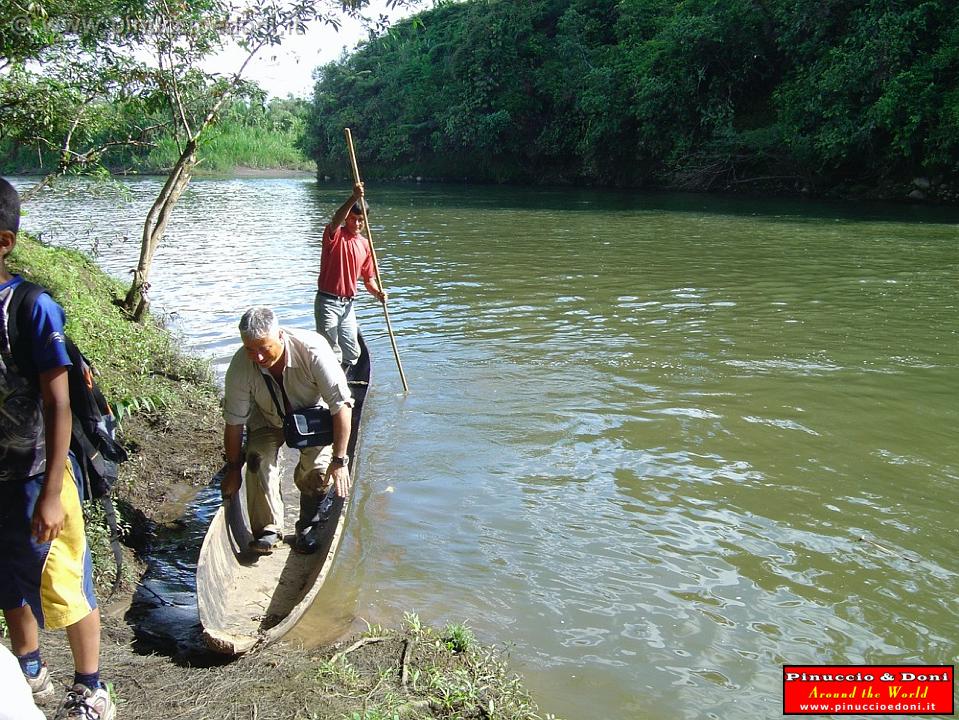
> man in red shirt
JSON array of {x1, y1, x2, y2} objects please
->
[{"x1": 314, "y1": 182, "x2": 386, "y2": 370}]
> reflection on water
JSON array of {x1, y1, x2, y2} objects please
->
[
  {"x1": 124, "y1": 485, "x2": 224, "y2": 662},
  {"x1": 14, "y1": 177, "x2": 959, "y2": 720}
]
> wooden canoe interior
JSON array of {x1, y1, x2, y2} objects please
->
[{"x1": 197, "y1": 447, "x2": 348, "y2": 655}]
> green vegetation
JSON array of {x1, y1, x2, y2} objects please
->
[
  {"x1": 82, "y1": 501, "x2": 133, "y2": 590},
  {"x1": 7, "y1": 233, "x2": 216, "y2": 411},
  {"x1": 442, "y1": 622, "x2": 475, "y2": 653},
  {"x1": 309, "y1": 614, "x2": 554, "y2": 720},
  {"x1": 145, "y1": 118, "x2": 312, "y2": 174},
  {"x1": 305, "y1": 0, "x2": 959, "y2": 199},
  {"x1": 2, "y1": 1, "x2": 384, "y2": 319},
  {"x1": 1, "y1": 98, "x2": 314, "y2": 176}
]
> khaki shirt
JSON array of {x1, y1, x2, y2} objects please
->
[{"x1": 223, "y1": 327, "x2": 353, "y2": 430}]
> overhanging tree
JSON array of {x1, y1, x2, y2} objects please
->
[
  {"x1": 1, "y1": 1, "x2": 163, "y2": 199},
  {"x1": 3, "y1": 0, "x2": 421, "y2": 320},
  {"x1": 120, "y1": 0, "x2": 422, "y2": 320},
  {"x1": 1, "y1": 55, "x2": 161, "y2": 202}
]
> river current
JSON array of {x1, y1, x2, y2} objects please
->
[{"x1": 13, "y1": 176, "x2": 959, "y2": 720}]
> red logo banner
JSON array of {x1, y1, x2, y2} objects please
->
[{"x1": 783, "y1": 665, "x2": 954, "y2": 715}]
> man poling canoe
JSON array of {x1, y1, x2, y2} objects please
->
[
  {"x1": 313, "y1": 181, "x2": 385, "y2": 377},
  {"x1": 330, "y1": 127, "x2": 408, "y2": 392}
]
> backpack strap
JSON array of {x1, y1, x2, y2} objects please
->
[
  {"x1": 100, "y1": 494, "x2": 124, "y2": 598},
  {"x1": 7, "y1": 280, "x2": 47, "y2": 382},
  {"x1": 261, "y1": 371, "x2": 290, "y2": 416}
]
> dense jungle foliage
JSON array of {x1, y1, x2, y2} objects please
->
[{"x1": 305, "y1": 0, "x2": 959, "y2": 198}]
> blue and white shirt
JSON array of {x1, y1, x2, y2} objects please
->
[{"x1": 0, "y1": 275, "x2": 72, "y2": 482}]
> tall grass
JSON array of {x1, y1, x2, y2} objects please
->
[
  {"x1": 127, "y1": 120, "x2": 314, "y2": 174},
  {"x1": 1, "y1": 120, "x2": 313, "y2": 176}
]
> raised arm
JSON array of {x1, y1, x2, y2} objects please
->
[{"x1": 330, "y1": 182, "x2": 364, "y2": 229}]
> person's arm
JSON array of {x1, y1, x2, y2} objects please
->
[
  {"x1": 221, "y1": 350, "x2": 254, "y2": 498},
  {"x1": 326, "y1": 404, "x2": 353, "y2": 497},
  {"x1": 33, "y1": 367, "x2": 71, "y2": 543},
  {"x1": 359, "y1": 237, "x2": 386, "y2": 303},
  {"x1": 362, "y1": 275, "x2": 387, "y2": 304},
  {"x1": 221, "y1": 423, "x2": 245, "y2": 498},
  {"x1": 330, "y1": 182, "x2": 364, "y2": 229}
]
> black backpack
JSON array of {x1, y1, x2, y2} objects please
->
[{"x1": 6, "y1": 280, "x2": 128, "y2": 591}]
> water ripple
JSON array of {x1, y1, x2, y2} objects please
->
[{"x1": 14, "y1": 178, "x2": 959, "y2": 720}]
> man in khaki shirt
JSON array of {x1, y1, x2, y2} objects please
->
[{"x1": 222, "y1": 307, "x2": 353, "y2": 554}]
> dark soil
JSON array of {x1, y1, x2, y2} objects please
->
[{"x1": 119, "y1": 408, "x2": 224, "y2": 525}]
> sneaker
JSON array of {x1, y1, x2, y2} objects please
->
[
  {"x1": 55, "y1": 683, "x2": 115, "y2": 720},
  {"x1": 25, "y1": 663, "x2": 56, "y2": 706},
  {"x1": 249, "y1": 530, "x2": 280, "y2": 555}
]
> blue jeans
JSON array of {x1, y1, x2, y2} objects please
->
[{"x1": 314, "y1": 291, "x2": 360, "y2": 366}]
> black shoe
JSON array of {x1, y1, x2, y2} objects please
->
[
  {"x1": 294, "y1": 534, "x2": 318, "y2": 554},
  {"x1": 249, "y1": 530, "x2": 280, "y2": 554}
]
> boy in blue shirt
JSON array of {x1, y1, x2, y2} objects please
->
[{"x1": 0, "y1": 177, "x2": 115, "y2": 720}]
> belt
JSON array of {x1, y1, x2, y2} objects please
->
[{"x1": 318, "y1": 291, "x2": 354, "y2": 302}]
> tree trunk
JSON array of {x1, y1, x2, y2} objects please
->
[
  {"x1": 123, "y1": 139, "x2": 197, "y2": 320},
  {"x1": 120, "y1": 38, "x2": 264, "y2": 321}
]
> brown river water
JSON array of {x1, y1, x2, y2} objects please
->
[{"x1": 14, "y1": 177, "x2": 959, "y2": 720}]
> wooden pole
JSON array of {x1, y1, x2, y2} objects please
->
[{"x1": 344, "y1": 127, "x2": 409, "y2": 393}]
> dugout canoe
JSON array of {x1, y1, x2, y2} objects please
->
[{"x1": 196, "y1": 333, "x2": 371, "y2": 655}]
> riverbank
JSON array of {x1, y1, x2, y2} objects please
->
[
  {"x1": 36, "y1": 611, "x2": 548, "y2": 720},
  {"x1": 8, "y1": 163, "x2": 954, "y2": 205},
  {"x1": 8, "y1": 235, "x2": 554, "y2": 720}
]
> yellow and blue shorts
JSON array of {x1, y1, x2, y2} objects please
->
[{"x1": 0, "y1": 456, "x2": 98, "y2": 629}]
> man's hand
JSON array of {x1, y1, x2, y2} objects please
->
[
  {"x1": 352, "y1": 182, "x2": 364, "y2": 200},
  {"x1": 32, "y1": 492, "x2": 65, "y2": 543},
  {"x1": 326, "y1": 463, "x2": 352, "y2": 498},
  {"x1": 221, "y1": 466, "x2": 242, "y2": 498}
]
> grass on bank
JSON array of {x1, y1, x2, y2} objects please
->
[
  {"x1": 132, "y1": 120, "x2": 314, "y2": 175},
  {"x1": 296, "y1": 613, "x2": 554, "y2": 720},
  {"x1": 9, "y1": 233, "x2": 217, "y2": 413},
  {"x1": 1, "y1": 120, "x2": 314, "y2": 177}
]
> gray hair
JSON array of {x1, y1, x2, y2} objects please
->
[{"x1": 239, "y1": 306, "x2": 279, "y2": 340}]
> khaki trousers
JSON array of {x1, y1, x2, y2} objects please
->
[{"x1": 244, "y1": 425, "x2": 331, "y2": 536}]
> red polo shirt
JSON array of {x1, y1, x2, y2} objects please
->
[{"x1": 317, "y1": 224, "x2": 375, "y2": 298}]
